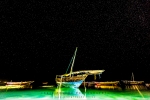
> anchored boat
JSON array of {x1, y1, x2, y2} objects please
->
[{"x1": 55, "y1": 47, "x2": 105, "y2": 88}]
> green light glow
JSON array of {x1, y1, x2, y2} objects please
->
[{"x1": 0, "y1": 87, "x2": 149, "y2": 100}]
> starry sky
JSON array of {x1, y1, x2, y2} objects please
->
[{"x1": 0, "y1": 1, "x2": 150, "y2": 82}]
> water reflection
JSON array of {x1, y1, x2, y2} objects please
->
[
  {"x1": 53, "y1": 87, "x2": 86, "y2": 99},
  {"x1": 0, "y1": 87, "x2": 150, "y2": 100}
]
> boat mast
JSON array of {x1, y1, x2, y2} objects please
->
[
  {"x1": 131, "y1": 72, "x2": 134, "y2": 81},
  {"x1": 70, "y1": 47, "x2": 78, "y2": 77}
]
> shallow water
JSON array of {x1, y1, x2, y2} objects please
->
[{"x1": 0, "y1": 87, "x2": 150, "y2": 100}]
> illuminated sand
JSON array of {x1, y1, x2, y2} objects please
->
[{"x1": 0, "y1": 87, "x2": 150, "y2": 100}]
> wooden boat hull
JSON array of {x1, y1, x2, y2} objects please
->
[{"x1": 56, "y1": 80, "x2": 84, "y2": 88}]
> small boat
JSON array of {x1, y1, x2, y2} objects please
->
[
  {"x1": 146, "y1": 83, "x2": 150, "y2": 89},
  {"x1": 42, "y1": 82, "x2": 48, "y2": 85},
  {"x1": 55, "y1": 47, "x2": 105, "y2": 88},
  {"x1": 6, "y1": 81, "x2": 34, "y2": 85},
  {"x1": 4, "y1": 81, "x2": 34, "y2": 89},
  {"x1": 7, "y1": 82, "x2": 29, "y2": 85}
]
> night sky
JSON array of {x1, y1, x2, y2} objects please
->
[{"x1": 0, "y1": 1, "x2": 150, "y2": 83}]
